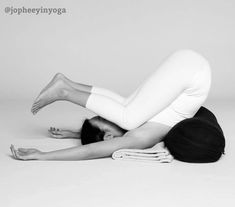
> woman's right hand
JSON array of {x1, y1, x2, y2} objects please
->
[{"x1": 10, "y1": 144, "x2": 44, "y2": 160}]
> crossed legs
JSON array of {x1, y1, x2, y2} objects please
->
[
  {"x1": 31, "y1": 73, "x2": 141, "y2": 114},
  {"x1": 31, "y1": 50, "x2": 207, "y2": 131}
]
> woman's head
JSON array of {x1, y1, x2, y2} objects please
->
[{"x1": 80, "y1": 116, "x2": 127, "y2": 145}]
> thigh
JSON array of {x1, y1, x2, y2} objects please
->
[{"x1": 124, "y1": 50, "x2": 208, "y2": 123}]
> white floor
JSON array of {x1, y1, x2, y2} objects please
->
[{"x1": 1, "y1": 99, "x2": 235, "y2": 207}]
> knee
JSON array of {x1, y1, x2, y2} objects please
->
[
  {"x1": 172, "y1": 49, "x2": 208, "y2": 63},
  {"x1": 55, "y1": 73, "x2": 65, "y2": 79},
  {"x1": 122, "y1": 123, "x2": 136, "y2": 131},
  {"x1": 121, "y1": 117, "x2": 143, "y2": 131},
  {"x1": 171, "y1": 49, "x2": 201, "y2": 61},
  {"x1": 173, "y1": 49, "x2": 197, "y2": 55}
]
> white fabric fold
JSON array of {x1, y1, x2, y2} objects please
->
[{"x1": 112, "y1": 142, "x2": 174, "y2": 163}]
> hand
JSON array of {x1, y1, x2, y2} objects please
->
[
  {"x1": 48, "y1": 127, "x2": 78, "y2": 139},
  {"x1": 10, "y1": 144, "x2": 43, "y2": 160},
  {"x1": 48, "y1": 127, "x2": 65, "y2": 139}
]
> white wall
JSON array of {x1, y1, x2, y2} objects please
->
[{"x1": 0, "y1": 0, "x2": 235, "y2": 101}]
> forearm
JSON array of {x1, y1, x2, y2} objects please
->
[
  {"x1": 40, "y1": 136, "x2": 146, "y2": 161},
  {"x1": 40, "y1": 145, "x2": 91, "y2": 161}
]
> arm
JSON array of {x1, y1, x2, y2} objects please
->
[
  {"x1": 42, "y1": 136, "x2": 148, "y2": 161},
  {"x1": 11, "y1": 136, "x2": 151, "y2": 161}
]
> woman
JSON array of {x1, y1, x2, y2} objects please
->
[{"x1": 10, "y1": 49, "x2": 212, "y2": 161}]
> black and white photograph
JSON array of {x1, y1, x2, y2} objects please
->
[{"x1": 0, "y1": 1, "x2": 234, "y2": 207}]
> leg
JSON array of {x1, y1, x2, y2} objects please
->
[
  {"x1": 32, "y1": 73, "x2": 126, "y2": 109},
  {"x1": 32, "y1": 50, "x2": 207, "y2": 130},
  {"x1": 32, "y1": 73, "x2": 92, "y2": 106},
  {"x1": 57, "y1": 73, "x2": 124, "y2": 101},
  {"x1": 85, "y1": 50, "x2": 209, "y2": 130},
  {"x1": 31, "y1": 72, "x2": 143, "y2": 113},
  {"x1": 31, "y1": 74, "x2": 145, "y2": 114},
  {"x1": 55, "y1": 73, "x2": 143, "y2": 105}
]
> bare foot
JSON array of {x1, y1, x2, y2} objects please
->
[
  {"x1": 48, "y1": 127, "x2": 79, "y2": 139},
  {"x1": 31, "y1": 78, "x2": 70, "y2": 114},
  {"x1": 33, "y1": 73, "x2": 65, "y2": 102}
]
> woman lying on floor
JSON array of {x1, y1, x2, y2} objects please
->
[{"x1": 11, "y1": 49, "x2": 220, "y2": 162}]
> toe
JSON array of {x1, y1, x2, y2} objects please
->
[
  {"x1": 33, "y1": 105, "x2": 41, "y2": 113},
  {"x1": 32, "y1": 103, "x2": 40, "y2": 110},
  {"x1": 32, "y1": 102, "x2": 38, "y2": 108}
]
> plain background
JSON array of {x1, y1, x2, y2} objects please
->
[
  {"x1": 0, "y1": 0, "x2": 235, "y2": 102},
  {"x1": 1, "y1": 1, "x2": 235, "y2": 207}
]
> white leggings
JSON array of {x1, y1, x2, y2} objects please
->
[{"x1": 86, "y1": 49, "x2": 211, "y2": 130}]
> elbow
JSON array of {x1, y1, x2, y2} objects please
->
[{"x1": 122, "y1": 123, "x2": 137, "y2": 131}]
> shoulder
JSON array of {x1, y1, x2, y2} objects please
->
[{"x1": 123, "y1": 122, "x2": 171, "y2": 139}]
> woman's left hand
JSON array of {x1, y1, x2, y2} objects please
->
[{"x1": 10, "y1": 145, "x2": 43, "y2": 160}]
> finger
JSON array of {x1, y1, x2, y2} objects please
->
[
  {"x1": 48, "y1": 130, "x2": 52, "y2": 136},
  {"x1": 48, "y1": 130, "x2": 53, "y2": 136},
  {"x1": 17, "y1": 150, "x2": 27, "y2": 156},
  {"x1": 18, "y1": 148, "x2": 29, "y2": 153},
  {"x1": 50, "y1": 127, "x2": 55, "y2": 131},
  {"x1": 48, "y1": 132, "x2": 54, "y2": 137},
  {"x1": 15, "y1": 148, "x2": 30, "y2": 160},
  {"x1": 18, "y1": 147, "x2": 36, "y2": 153},
  {"x1": 51, "y1": 128, "x2": 61, "y2": 134},
  {"x1": 52, "y1": 131, "x2": 61, "y2": 135},
  {"x1": 51, "y1": 134, "x2": 62, "y2": 139},
  {"x1": 11, "y1": 145, "x2": 18, "y2": 159},
  {"x1": 14, "y1": 149, "x2": 20, "y2": 160},
  {"x1": 49, "y1": 128, "x2": 57, "y2": 134},
  {"x1": 12, "y1": 146, "x2": 19, "y2": 159},
  {"x1": 14, "y1": 150, "x2": 25, "y2": 160},
  {"x1": 10, "y1": 145, "x2": 16, "y2": 159},
  {"x1": 24, "y1": 148, "x2": 37, "y2": 153}
]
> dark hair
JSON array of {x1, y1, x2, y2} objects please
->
[
  {"x1": 80, "y1": 116, "x2": 127, "y2": 145},
  {"x1": 164, "y1": 107, "x2": 225, "y2": 163},
  {"x1": 80, "y1": 118, "x2": 105, "y2": 145}
]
